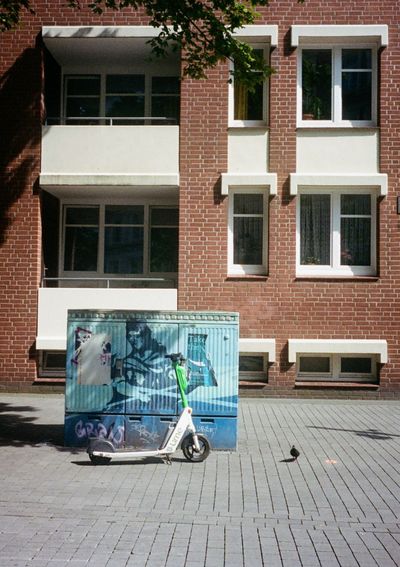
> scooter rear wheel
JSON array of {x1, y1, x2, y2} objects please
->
[
  {"x1": 89, "y1": 454, "x2": 112, "y2": 466},
  {"x1": 181, "y1": 434, "x2": 210, "y2": 462},
  {"x1": 87, "y1": 439, "x2": 114, "y2": 465}
]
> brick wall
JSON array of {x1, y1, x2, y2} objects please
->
[
  {"x1": 0, "y1": 1, "x2": 399, "y2": 395},
  {"x1": 178, "y1": 1, "x2": 400, "y2": 396}
]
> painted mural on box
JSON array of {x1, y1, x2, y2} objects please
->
[
  {"x1": 72, "y1": 327, "x2": 113, "y2": 385},
  {"x1": 69, "y1": 322, "x2": 236, "y2": 415}
]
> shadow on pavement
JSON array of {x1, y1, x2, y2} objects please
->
[
  {"x1": 0, "y1": 401, "x2": 79, "y2": 451},
  {"x1": 307, "y1": 425, "x2": 399, "y2": 440}
]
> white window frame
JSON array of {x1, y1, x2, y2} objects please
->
[
  {"x1": 228, "y1": 187, "x2": 269, "y2": 276},
  {"x1": 296, "y1": 187, "x2": 377, "y2": 277},
  {"x1": 228, "y1": 43, "x2": 269, "y2": 127},
  {"x1": 297, "y1": 353, "x2": 378, "y2": 382},
  {"x1": 59, "y1": 201, "x2": 178, "y2": 281},
  {"x1": 297, "y1": 43, "x2": 377, "y2": 128}
]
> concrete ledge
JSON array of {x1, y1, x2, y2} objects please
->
[
  {"x1": 234, "y1": 25, "x2": 278, "y2": 47},
  {"x1": 239, "y1": 338, "x2": 276, "y2": 362},
  {"x1": 40, "y1": 173, "x2": 180, "y2": 187},
  {"x1": 291, "y1": 25, "x2": 388, "y2": 47},
  {"x1": 290, "y1": 173, "x2": 388, "y2": 196},
  {"x1": 288, "y1": 339, "x2": 388, "y2": 364},
  {"x1": 221, "y1": 173, "x2": 277, "y2": 195}
]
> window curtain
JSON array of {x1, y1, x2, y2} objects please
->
[
  {"x1": 340, "y1": 195, "x2": 371, "y2": 266},
  {"x1": 300, "y1": 194, "x2": 330, "y2": 265},
  {"x1": 234, "y1": 83, "x2": 248, "y2": 120}
]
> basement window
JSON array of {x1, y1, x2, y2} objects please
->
[
  {"x1": 39, "y1": 351, "x2": 66, "y2": 378},
  {"x1": 239, "y1": 354, "x2": 268, "y2": 383},
  {"x1": 297, "y1": 353, "x2": 378, "y2": 383}
]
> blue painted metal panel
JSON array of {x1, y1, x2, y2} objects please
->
[
  {"x1": 66, "y1": 320, "x2": 127, "y2": 413},
  {"x1": 192, "y1": 416, "x2": 238, "y2": 450},
  {"x1": 125, "y1": 415, "x2": 175, "y2": 449},
  {"x1": 64, "y1": 413, "x2": 126, "y2": 448},
  {"x1": 65, "y1": 310, "x2": 239, "y2": 449},
  {"x1": 179, "y1": 323, "x2": 239, "y2": 417},
  {"x1": 123, "y1": 322, "x2": 179, "y2": 415}
]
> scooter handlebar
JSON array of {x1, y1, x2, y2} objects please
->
[{"x1": 165, "y1": 353, "x2": 186, "y2": 363}]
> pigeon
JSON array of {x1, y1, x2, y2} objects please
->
[{"x1": 290, "y1": 445, "x2": 300, "y2": 460}]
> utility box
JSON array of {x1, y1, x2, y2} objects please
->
[{"x1": 64, "y1": 310, "x2": 239, "y2": 450}]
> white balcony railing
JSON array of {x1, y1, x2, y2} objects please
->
[
  {"x1": 41, "y1": 124, "x2": 179, "y2": 179},
  {"x1": 36, "y1": 285, "x2": 178, "y2": 350}
]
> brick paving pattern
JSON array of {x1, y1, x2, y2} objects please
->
[{"x1": 0, "y1": 395, "x2": 399, "y2": 566}]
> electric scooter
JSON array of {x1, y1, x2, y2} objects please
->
[{"x1": 87, "y1": 353, "x2": 211, "y2": 465}]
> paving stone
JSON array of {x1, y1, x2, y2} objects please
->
[{"x1": 1, "y1": 396, "x2": 400, "y2": 567}]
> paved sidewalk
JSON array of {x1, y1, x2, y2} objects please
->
[{"x1": 0, "y1": 394, "x2": 399, "y2": 566}]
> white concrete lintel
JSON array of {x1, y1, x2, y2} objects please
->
[
  {"x1": 36, "y1": 337, "x2": 68, "y2": 351},
  {"x1": 40, "y1": 173, "x2": 180, "y2": 187},
  {"x1": 239, "y1": 338, "x2": 276, "y2": 363},
  {"x1": 290, "y1": 173, "x2": 387, "y2": 196},
  {"x1": 221, "y1": 173, "x2": 277, "y2": 196},
  {"x1": 291, "y1": 25, "x2": 388, "y2": 47},
  {"x1": 288, "y1": 339, "x2": 388, "y2": 364},
  {"x1": 42, "y1": 25, "x2": 162, "y2": 39},
  {"x1": 233, "y1": 25, "x2": 278, "y2": 47}
]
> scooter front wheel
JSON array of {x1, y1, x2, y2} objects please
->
[{"x1": 181, "y1": 434, "x2": 210, "y2": 462}]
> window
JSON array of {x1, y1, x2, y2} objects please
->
[
  {"x1": 63, "y1": 73, "x2": 180, "y2": 125},
  {"x1": 298, "y1": 46, "x2": 376, "y2": 126},
  {"x1": 39, "y1": 351, "x2": 66, "y2": 378},
  {"x1": 297, "y1": 354, "x2": 377, "y2": 383},
  {"x1": 228, "y1": 188, "x2": 268, "y2": 275},
  {"x1": 106, "y1": 75, "x2": 145, "y2": 124},
  {"x1": 239, "y1": 354, "x2": 268, "y2": 383},
  {"x1": 229, "y1": 45, "x2": 268, "y2": 126},
  {"x1": 62, "y1": 204, "x2": 178, "y2": 282},
  {"x1": 64, "y1": 75, "x2": 100, "y2": 124},
  {"x1": 297, "y1": 189, "x2": 376, "y2": 276}
]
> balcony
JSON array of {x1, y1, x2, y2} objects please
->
[
  {"x1": 41, "y1": 25, "x2": 180, "y2": 195},
  {"x1": 40, "y1": 123, "x2": 179, "y2": 195},
  {"x1": 36, "y1": 278, "x2": 178, "y2": 350}
]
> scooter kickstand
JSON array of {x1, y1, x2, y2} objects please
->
[{"x1": 162, "y1": 454, "x2": 172, "y2": 465}]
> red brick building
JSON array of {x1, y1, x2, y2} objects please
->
[{"x1": 0, "y1": 1, "x2": 398, "y2": 396}]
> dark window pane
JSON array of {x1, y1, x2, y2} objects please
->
[
  {"x1": 342, "y1": 49, "x2": 372, "y2": 69},
  {"x1": 302, "y1": 50, "x2": 332, "y2": 120},
  {"x1": 44, "y1": 352, "x2": 66, "y2": 370},
  {"x1": 152, "y1": 77, "x2": 180, "y2": 94},
  {"x1": 342, "y1": 72, "x2": 372, "y2": 120},
  {"x1": 151, "y1": 208, "x2": 179, "y2": 226},
  {"x1": 66, "y1": 207, "x2": 99, "y2": 225},
  {"x1": 105, "y1": 206, "x2": 144, "y2": 225},
  {"x1": 64, "y1": 227, "x2": 98, "y2": 271},
  {"x1": 66, "y1": 97, "x2": 100, "y2": 118},
  {"x1": 66, "y1": 76, "x2": 100, "y2": 95},
  {"x1": 239, "y1": 355, "x2": 264, "y2": 372},
  {"x1": 341, "y1": 195, "x2": 371, "y2": 215},
  {"x1": 299, "y1": 357, "x2": 330, "y2": 373},
  {"x1": 341, "y1": 357, "x2": 372, "y2": 373},
  {"x1": 104, "y1": 227, "x2": 143, "y2": 274},
  {"x1": 341, "y1": 218, "x2": 371, "y2": 266},
  {"x1": 234, "y1": 194, "x2": 263, "y2": 215},
  {"x1": 106, "y1": 75, "x2": 145, "y2": 94},
  {"x1": 106, "y1": 95, "x2": 145, "y2": 117},
  {"x1": 150, "y1": 227, "x2": 178, "y2": 272},
  {"x1": 300, "y1": 194, "x2": 331, "y2": 265},
  {"x1": 234, "y1": 217, "x2": 263, "y2": 265},
  {"x1": 151, "y1": 96, "x2": 180, "y2": 122}
]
